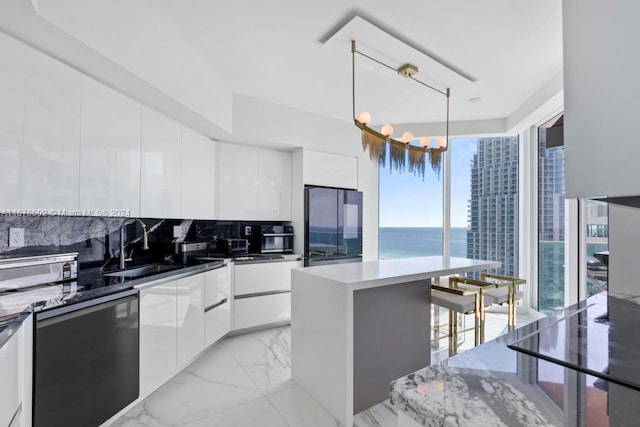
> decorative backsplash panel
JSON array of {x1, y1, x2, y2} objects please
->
[{"x1": 0, "y1": 216, "x2": 291, "y2": 266}]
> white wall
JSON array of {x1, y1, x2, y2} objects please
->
[{"x1": 608, "y1": 205, "x2": 640, "y2": 296}]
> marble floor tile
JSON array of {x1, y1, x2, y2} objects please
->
[
  {"x1": 184, "y1": 398, "x2": 288, "y2": 427},
  {"x1": 223, "y1": 327, "x2": 295, "y2": 394},
  {"x1": 267, "y1": 384, "x2": 341, "y2": 427},
  {"x1": 353, "y1": 399, "x2": 397, "y2": 427},
  {"x1": 113, "y1": 345, "x2": 263, "y2": 426}
]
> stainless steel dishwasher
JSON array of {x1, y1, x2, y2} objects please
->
[{"x1": 33, "y1": 289, "x2": 139, "y2": 427}]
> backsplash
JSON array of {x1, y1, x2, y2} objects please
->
[{"x1": 0, "y1": 216, "x2": 291, "y2": 266}]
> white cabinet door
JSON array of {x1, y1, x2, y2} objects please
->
[
  {"x1": 303, "y1": 149, "x2": 358, "y2": 190},
  {"x1": 181, "y1": 127, "x2": 214, "y2": 219},
  {"x1": 22, "y1": 46, "x2": 81, "y2": 211},
  {"x1": 204, "y1": 266, "x2": 231, "y2": 346},
  {"x1": 234, "y1": 261, "x2": 302, "y2": 296},
  {"x1": 234, "y1": 293, "x2": 291, "y2": 330},
  {"x1": 0, "y1": 34, "x2": 27, "y2": 210},
  {"x1": 79, "y1": 77, "x2": 141, "y2": 216},
  {"x1": 216, "y1": 142, "x2": 258, "y2": 220},
  {"x1": 257, "y1": 149, "x2": 292, "y2": 221},
  {"x1": 176, "y1": 273, "x2": 205, "y2": 368},
  {"x1": 0, "y1": 324, "x2": 20, "y2": 427},
  {"x1": 140, "y1": 107, "x2": 182, "y2": 218},
  {"x1": 139, "y1": 279, "x2": 177, "y2": 397}
]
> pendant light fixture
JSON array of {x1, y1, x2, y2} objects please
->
[{"x1": 351, "y1": 40, "x2": 450, "y2": 177}]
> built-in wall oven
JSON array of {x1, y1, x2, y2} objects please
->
[{"x1": 248, "y1": 225, "x2": 294, "y2": 254}]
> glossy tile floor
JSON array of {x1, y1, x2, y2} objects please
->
[{"x1": 112, "y1": 309, "x2": 540, "y2": 427}]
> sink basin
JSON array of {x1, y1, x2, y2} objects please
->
[{"x1": 103, "y1": 263, "x2": 182, "y2": 279}]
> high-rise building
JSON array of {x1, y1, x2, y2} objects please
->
[{"x1": 466, "y1": 137, "x2": 519, "y2": 277}]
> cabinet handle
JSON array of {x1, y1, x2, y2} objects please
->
[{"x1": 204, "y1": 298, "x2": 228, "y2": 313}]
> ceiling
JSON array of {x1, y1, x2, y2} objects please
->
[{"x1": 35, "y1": 0, "x2": 563, "y2": 130}]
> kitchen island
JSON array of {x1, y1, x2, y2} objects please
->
[{"x1": 290, "y1": 256, "x2": 500, "y2": 427}]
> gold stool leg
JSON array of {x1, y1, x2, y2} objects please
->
[
  {"x1": 507, "y1": 283, "x2": 516, "y2": 332},
  {"x1": 432, "y1": 305, "x2": 440, "y2": 349},
  {"x1": 449, "y1": 309, "x2": 458, "y2": 357}
]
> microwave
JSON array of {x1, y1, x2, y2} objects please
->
[
  {"x1": 217, "y1": 239, "x2": 249, "y2": 255},
  {"x1": 249, "y1": 225, "x2": 294, "y2": 254}
]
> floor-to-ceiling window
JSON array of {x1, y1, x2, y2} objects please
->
[
  {"x1": 378, "y1": 151, "x2": 443, "y2": 259},
  {"x1": 583, "y1": 199, "x2": 608, "y2": 298},
  {"x1": 538, "y1": 113, "x2": 566, "y2": 313},
  {"x1": 379, "y1": 135, "x2": 519, "y2": 279}
]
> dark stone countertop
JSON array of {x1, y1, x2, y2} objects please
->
[
  {"x1": 390, "y1": 292, "x2": 640, "y2": 426},
  {"x1": 0, "y1": 259, "x2": 227, "y2": 347}
]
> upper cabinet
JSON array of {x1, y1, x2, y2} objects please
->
[
  {"x1": 216, "y1": 143, "x2": 292, "y2": 221},
  {"x1": 563, "y1": 0, "x2": 640, "y2": 198},
  {"x1": 79, "y1": 77, "x2": 141, "y2": 216},
  {"x1": 216, "y1": 142, "x2": 259, "y2": 220},
  {"x1": 257, "y1": 149, "x2": 292, "y2": 220},
  {"x1": 303, "y1": 149, "x2": 358, "y2": 190},
  {"x1": 140, "y1": 107, "x2": 182, "y2": 218},
  {"x1": 0, "y1": 34, "x2": 27, "y2": 210},
  {"x1": 181, "y1": 127, "x2": 215, "y2": 219}
]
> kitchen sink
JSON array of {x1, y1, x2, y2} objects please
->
[{"x1": 103, "y1": 263, "x2": 182, "y2": 279}]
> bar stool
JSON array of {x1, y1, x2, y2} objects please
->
[
  {"x1": 430, "y1": 277, "x2": 492, "y2": 356},
  {"x1": 479, "y1": 273, "x2": 526, "y2": 331}
]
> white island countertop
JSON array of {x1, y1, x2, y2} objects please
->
[{"x1": 296, "y1": 256, "x2": 501, "y2": 289}]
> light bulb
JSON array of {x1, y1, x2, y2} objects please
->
[
  {"x1": 357, "y1": 111, "x2": 371, "y2": 125},
  {"x1": 420, "y1": 137, "x2": 431, "y2": 147},
  {"x1": 437, "y1": 137, "x2": 447, "y2": 148},
  {"x1": 402, "y1": 132, "x2": 414, "y2": 143},
  {"x1": 381, "y1": 124, "x2": 394, "y2": 137}
]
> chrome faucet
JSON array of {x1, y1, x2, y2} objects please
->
[{"x1": 119, "y1": 218, "x2": 149, "y2": 269}]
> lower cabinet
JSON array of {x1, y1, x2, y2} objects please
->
[
  {"x1": 0, "y1": 325, "x2": 20, "y2": 427},
  {"x1": 204, "y1": 266, "x2": 231, "y2": 346},
  {"x1": 233, "y1": 260, "x2": 302, "y2": 331},
  {"x1": 139, "y1": 279, "x2": 177, "y2": 397},
  {"x1": 234, "y1": 292, "x2": 291, "y2": 330},
  {"x1": 177, "y1": 274, "x2": 205, "y2": 368}
]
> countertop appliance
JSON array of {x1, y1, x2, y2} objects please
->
[
  {"x1": 217, "y1": 238, "x2": 249, "y2": 256},
  {"x1": 304, "y1": 186, "x2": 363, "y2": 266},
  {"x1": 0, "y1": 252, "x2": 140, "y2": 427},
  {"x1": 247, "y1": 225, "x2": 294, "y2": 254}
]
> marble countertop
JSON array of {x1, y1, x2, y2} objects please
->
[
  {"x1": 294, "y1": 256, "x2": 500, "y2": 289},
  {"x1": 390, "y1": 292, "x2": 640, "y2": 426}
]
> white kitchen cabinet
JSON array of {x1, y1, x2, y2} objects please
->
[
  {"x1": 257, "y1": 149, "x2": 292, "y2": 220},
  {"x1": 204, "y1": 266, "x2": 231, "y2": 346},
  {"x1": 0, "y1": 34, "x2": 27, "y2": 210},
  {"x1": 234, "y1": 292, "x2": 291, "y2": 330},
  {"x1": 234, "y1": 260, "x2": 301, "y2": 296},
  {"x1": 233, "y1": 260, "x2": 302, "y2": 331},
  {"x1": 79, "y1": 76, "x2": 141, "y2": 216},
  {"x1": 22, "y1": 45, "x2": 82, "y2": 211},
  {"x1": 0, "y1": 325, "x2": 20, "y2": 427},
  {"x1": 216, "y1": 142, "x2": 259, "y2": 220},
  {"x1": 303, "y1": 149, "x2": 358, "y2": 190},
  {"x1": 140, "y1": 107, "x2": 182, "y2": 218},
  {"x1": 181, "y1": 127, "x2": 215, "y2": 219},
  {"x1": 176, "y1": 273, "x2": 205, "y2": 368},
  {"x1": 138, "y1": 279, "x2": 177, "y2": 398}
]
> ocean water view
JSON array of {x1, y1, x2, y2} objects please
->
[{"x1": 379, "y1": 227, "x2": 467, "y2": 259}]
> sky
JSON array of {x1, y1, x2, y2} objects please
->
[{"x1": 378, "y1": 138, "x2": 478, "y2": 228}]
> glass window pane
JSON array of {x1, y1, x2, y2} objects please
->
[
  {"x1": 584, "y1": 199, "x2": 608, "y2": 297},
  {"x1": 538, "y1": 114, "x2": 566, "y2": 313},
  {"x1": 378, "y1": 148, "x2": 443, "y2": 259}
]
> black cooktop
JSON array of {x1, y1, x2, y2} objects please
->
[{"x1": 508, "y1": 292, "x2": 640, "y2": 391}]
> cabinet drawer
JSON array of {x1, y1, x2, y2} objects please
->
[
  {"x1": 233, "y1": 292, "x2": 290, "y2": 330},
  {"x1": 204, "y1": 266, "x2": 230, "y2": 307},
  {"x1": 234, "y1": 261, "x2": 301, "y2": 296},
  {"x1": 205, "y1": 301, "x2": 231, "y2": 346}
]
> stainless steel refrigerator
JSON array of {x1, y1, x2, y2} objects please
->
[{"x1": 304, "y1": 185, "x2": 363, "y2": 266}]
